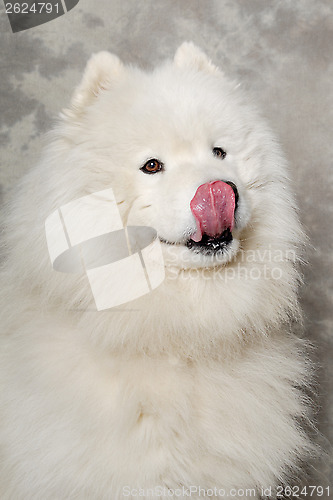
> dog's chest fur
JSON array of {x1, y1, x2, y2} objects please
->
[{"x1": 0, "y1": 323, "x2": 308, "y2": 498}]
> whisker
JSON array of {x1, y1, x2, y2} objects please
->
[
  {"x1": 124, "y1": 194, "x2": 141, "y2": 226},
  {"x1": 245, "y1": 180, "x2": 274, "y2": 190}
]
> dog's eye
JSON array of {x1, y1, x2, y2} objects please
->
[
  {"x1": 212, "y1": 147, "x2": 227, "y2": 159},
  {"x1": 140, "y1": 159, "x2": 164, "y2": 174}
]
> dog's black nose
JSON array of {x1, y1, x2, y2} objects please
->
[{"x1": 223, "y1": 181, "x2": 239, "y2": 209}]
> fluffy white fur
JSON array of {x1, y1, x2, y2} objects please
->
[{"x1": 0, "y1": 43, "x2": 316, "y2": 499}]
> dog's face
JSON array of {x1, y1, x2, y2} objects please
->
[{"x1": 61, "y1": 43, "x2": 294, "y2": 272}]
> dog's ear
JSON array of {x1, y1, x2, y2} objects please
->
[
  {"x1": 174, "y1": 42, "x2": 219, "y2": 74},
  {"x1": 69, "y1": 51, "x2": 123, "y2": 113}
]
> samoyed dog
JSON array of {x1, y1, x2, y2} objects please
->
[{"x1": 0, "y1": 43, "x2": 316, "y2": 499}]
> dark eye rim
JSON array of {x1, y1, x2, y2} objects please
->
[
  {"x1": 212, "y1": 147, "x2": 227, "y2": 159},
  {"x1": 140, "y1": 158, "x2": 164, "y2": 174}
]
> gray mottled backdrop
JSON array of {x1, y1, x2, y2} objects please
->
[{"x1": 1, "y1": 0, "x2": 332, "y2": 491}]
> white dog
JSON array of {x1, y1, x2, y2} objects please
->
[{"x1": 0, "y1": 43, "x2": 316, "y2": 499}]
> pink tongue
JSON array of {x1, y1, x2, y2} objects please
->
[{"x1": 190, "y1": 181, "x2": 236, "y2": 242}]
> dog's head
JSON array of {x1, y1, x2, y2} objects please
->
[{"x1": 58, "y1": 42, "x2": 301, "y2": 275}]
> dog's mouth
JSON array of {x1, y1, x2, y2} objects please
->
[
  {"x1": 159, "y1": 228, "x2": 233, "y2": 257},
  {"x1": 186, "y1": 228, "x2": 233, "y2": 255},
  {"x1": 159, "y1": 180, "x2": 238, "y2": 258},
  {"x1": 186, "y1": 180, "x2": 237, "y2": 256}
]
